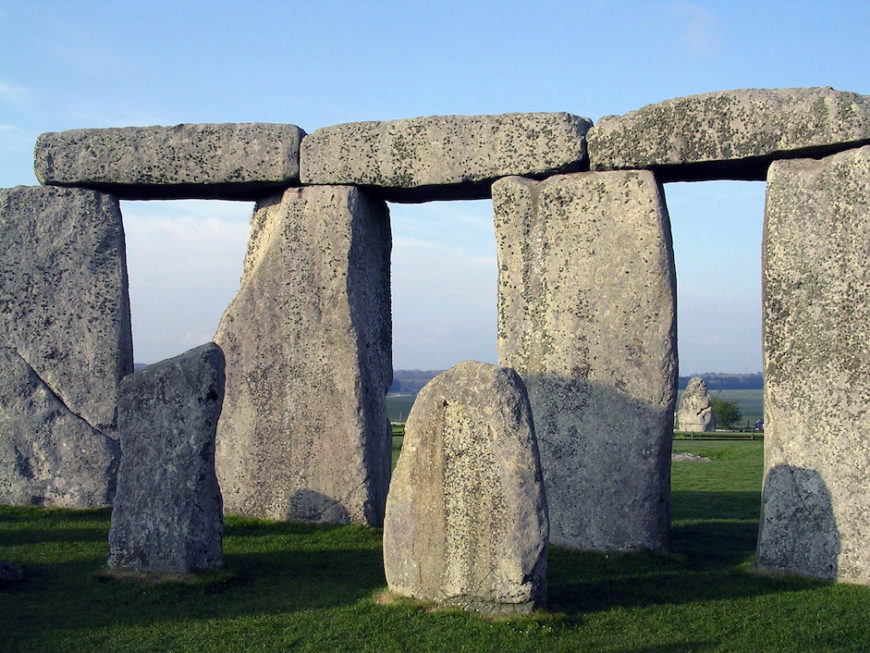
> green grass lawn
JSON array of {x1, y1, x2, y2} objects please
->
[{"x1": 2, "y1": 440, "x2": 868, "y2": 652}]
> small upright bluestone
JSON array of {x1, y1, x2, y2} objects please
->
[
  {"x1": 108, "y1": 343, "x2": 225, "y2": 573},
  {"x1": 383, "y1": 361, "x2": 548, "y2": 614}
]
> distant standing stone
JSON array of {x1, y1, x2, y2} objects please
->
[
  {"x1": 34, "y1": 123, "x2": 306, "y2": 200},
  {"x1": 758, "y1": 145, "x2": 870, "y2": 585},
  {"x1": 384, "y1": 361, "x2": 548, "y2": 614},
  {"x1": 108, "y1": 343, "x2": 225, "y2": 573},
  {"x1": 301, "y1": 112, "x2": 591, "y2": 202},
  {"x1": 0, "y1": 347, "x2": 119, "y2": 508},
  {"x1": 493, "y1": 171, "x2": 677, "y2": 552},
  {"x1": 587, "y1": 87, "x2": 870, "y2": 181},
  {"x1": 677, "y1": 377, "x2": 716, "y2": 432},
  {"x1": 214, "y1": 185, "x2": 392, "y2": 525},
  {"x1": 0, "y1": 185, "x2": 133, "y2": 436}
]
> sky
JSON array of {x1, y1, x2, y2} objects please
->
[{"x1": 1, "y1": 1, "x2": 867, "y2": 374}]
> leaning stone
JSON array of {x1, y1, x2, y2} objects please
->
[
  {"x1": 384, "y1": 361, "x2": 548, "y2": 614},
  {"x1": 34, "y1": 123, "x2": 306, "y2": 200},
  {"x1": 0, "y1": 347, "x2": 119, "y2": 507},
  {"x1": 108, "y1": 343, "x2": 225, "y2": 573},
  {"x1": 493, "y1": 171, "x2": 677, "y2": 552},
  {"x1": 677, "y1": 377, "x2": 716, "y2": 432},
  {"x1": 300, "y1": 112, "x2": 591, "y2": 202},
  {"x1": 757, "y1": 145, "x2": 870, "y2": 585},
  {"x1": 0, "y1": 185, "x2": 132, "y2": 435},
  {"x1": 587, "y1": 87, "x2": 870, "y2": 181},
  {"x1": 214, "y1": 186, "x2": 392, "y2": 525}
]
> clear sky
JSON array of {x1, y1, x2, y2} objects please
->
[{"x1": 1, "y1": 1, "x2": 867, "y2": 373}]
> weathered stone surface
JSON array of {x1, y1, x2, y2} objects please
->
[
  {"x1": 300, "y1": 112, "x2": 591, "y2": 202},
  {"x1": 588, "y1": 88, "x2": 870, "y2": 181},
  {"x1": 108, "y1": 343, "x2": 225, "y2": 573},
  {"x1": 757, "y1": 146, "x2": 870, "y2": 585},
  {"x1": 384, "y1": 361, "x2": 548, "y2": 614},
  {"x1": 0, "y1": 185, "x2": 132, "y2": 435},
  {"x1": 677, "y1": 377, "x2": 716, "y2": 432},
  {"x1": 493, "y1": 171, "x2": 677, "y2": 552},
  {"x1": 0, "y1": 347, "x2": 119, "y2": 507},
  {"x1": 34, "y1": 123, "x2": 306, "y2": 200},
  {"x1": 214, "y1": 185, "x2": 392, "y2": 525}
]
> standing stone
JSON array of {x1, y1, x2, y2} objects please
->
[
  {"x1": 493, "y1": 171, "x2": 677, "y2": 552},
  {"x1": 0, "y1": 185, "x2": 133, "y2": 435},
  {"x1": 300, "y1": 112, "x2": 591, "y2": 202},
  {"x1": 677, "y1": 377, "x2": 716, "y2": 432},
  {"x1": 758, "y1": 145, "x2": 870, "y2": 585},
  {"x1": 108, "y1": 343, "x2": 225, "y2": 573},
  {"x1": 34, "y1": 123, "x2": 306, "y2": 200},
  {"x1": 384, "y1": 361, "x2": 548, "y2": 614},
  {"x1": 0, "y1": 347, "x2": 119, "y2": 507},
  {"x1": 587, "y1": 87, "x2": 870, "y2": 182},
  {"x1": 214, "y1": 186, "x2": 392, "y2": 525}
]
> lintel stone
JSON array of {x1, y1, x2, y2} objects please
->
[
  {"x1": 300, "y1": 112, "x2": 591, "y2": 202},
  {"x1": 587, "y1": 87, "x2": 870, "y2": 181},
  {"x1": 34, "y1": 123, "x2": 306, "y2": 200}
]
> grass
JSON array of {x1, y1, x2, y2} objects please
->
[{"x1": 2, "y1": 440, "x2": 868, "y2": 652}]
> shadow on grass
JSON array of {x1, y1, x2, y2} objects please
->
[
  {"x1": 548, "y1": 518, "x2": 819, "y2": 617},
  {"x1": 670, "y1": 490, "x2": 760, "y2": 522}
]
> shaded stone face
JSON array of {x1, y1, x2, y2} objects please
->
[
  {"x1": 300, "y1": 112, "x2": 591, "y2": 202},
  {"x1": 587, "y1": 87, "x2": 870, "y2": 181},
  {"x1": 0, "y1": 185, "x2": 132, "y2": 435},
  {"x1": 108, "y1": 343, "x2": 225, "y2": 573},
  {"x1": 0, "y1": 347, "x2": 119, "y2": 508},
  {"x1": 677, "y1": 377, "x2": 716, "y2": 432},
  {"x1": 493, "y1": 171, "x2": 677, "y2": 552},
  {"x1": 383, "y1": 361, "x2": 548, "y2": 615},
  {"x1": 758, "y1": 145, "x2": 870, "y2": 585},
  {"x1": 214, "y1": 185, "x2": 392, "y2": 525},
  {"x1": 34, "y1": 123, "x2": 306, "y2": 200}
]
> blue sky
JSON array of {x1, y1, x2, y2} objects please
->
[{"x1": 1, "y1": 1, "x2": 867, "y2": 373}]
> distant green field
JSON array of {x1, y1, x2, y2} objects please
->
[{"x1": 390, "y1": 388, "x2": 765, "y2": 428}]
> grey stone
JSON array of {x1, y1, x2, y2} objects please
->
[
  {"x1": 214, "y1": 185, "x2": 392, "y2": 525},
  {"x1": 587, "y1": 87, "x2": 870, "y2": 182},
  {"x1": 300, "y1": 112, "x2": 591, "y2": 202},
  {"x1": 0, "y1": 559, "x2": 26, "y2": 582},
  {"x1": 383, "y1": 361, "x2": 548, "y2": 614},
  {"x1": 493, "y1": 171, "x2": 677, "y2": 552},
  {"x1": 0, "y1": 185, "x2": 132, "y2": 435},
  {"x1": 0, "y1": 347, "x2": 119, "y2": 507},
  {"x1": 108, "y1": 343, "x2": 225, "y2": 573},
  {"x1": 677, "y1": 377, "x2": 716, "y2": 432},
  {"x1": 757, "y1": 145, "x2": 870, "y2": 585},
  {"x1": 34, "y1": 123, "x2": 306, "y2": 200}
]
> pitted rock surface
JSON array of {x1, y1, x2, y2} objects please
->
[
  {"x1": 588, "y1": 87, "x2": 870, "y2": 181},
  {"x1": 34, "y1": 123, "x2": 306, "y2": 200},
  {"x1": 383, "y1": 361, "x2": 548, "y2": 614},
  {"x1": 0, "y1": 347, "x2": 119, "y2": 507},
  {"x1": 677, "y1": 377, "x2": 716, "y2": 432},
  {"x1": 214, "y1": 185, "x2": 392, "y2": 525},
  {"x1": 758, "y1": 145, "x2": 870, "y2": 585},
  {"x1": 301, "y1": 112, "x2": 590, "y2": 202},
  {"x1": 0, "y1": 185, "x2": 132, "y2": 435},
  {"x1": 108, "y1": 343, "x2": 225, "y2": 573},
  {"x1": 494, "y1": 171, "x2": 677, "y2": 552}
]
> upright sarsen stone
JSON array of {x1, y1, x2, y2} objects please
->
[
  {"x1": 215, "y1": 186, "x2": 392, "y2": 525},
  {"x1": 384, "y1": 361, "x2": 548, "y2": 615},
  {"x1": 493, "y1": 171, "x2": 677, "y2": 552},
  {"x1": 0, "y1": 185, "x2": 133, "y2": 435},
  {"x1": 758, "y1": 146, "x2": 870, "y2": 585},
  {"x1": 677, "y1": 377, "x2": 716, "y2": 432},
  {"x1": 108, "y1": 343, "x2": 225, "y2": 573}
]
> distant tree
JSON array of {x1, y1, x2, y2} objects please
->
[{"x1": 711, "y1": 394, "x2": 742, "y2": 429}]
